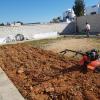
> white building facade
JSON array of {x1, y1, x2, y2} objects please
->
[
  {"x1": 63, "y1": 9, "x2": 75, "y2": 22},
  {"x1": 85, "y1": 4, "x2": 100, "y2": 15},
  {"x1": 10, "y1": 22, "x2": 21, "y2": 26}
]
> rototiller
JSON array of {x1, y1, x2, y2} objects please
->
[{"x1": 60, "y1": 49, "x2": 100, "y2": 73}]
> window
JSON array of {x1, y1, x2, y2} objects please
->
[
  {"x1": 92, "y1": 5, "x2": 96, "y2": 8},
  {"x1": 91, "y1": 12, "x2": 96, "y2": 15}
]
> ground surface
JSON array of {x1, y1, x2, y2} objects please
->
[
  {"x1": 43, "y1": 38, "x2": 100, "y2": 53},
  {"x1": 25, "y1": 37, "x2": 100, "y2": 53},
  {"x1": 0, "y1": 43, "x2": 100, "y2": 100}
]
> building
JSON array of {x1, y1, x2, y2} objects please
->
[
  {"x1": 10, "y1": 22, "x2": 21, "y2": 26},
  {"x1": 85, "y1": 4, "x2": 100, "y2": 15},
  {"x1": 63, "y1": 9, "x2": 75, "y2": 22}
]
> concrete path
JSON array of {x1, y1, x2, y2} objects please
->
[{"x1": 0, "y1": 68, "x2": 25, "y2": 100}]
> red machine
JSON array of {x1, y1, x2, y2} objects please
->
[
  {"x1": 60, "y1": 49, "x2": 100, "y2": 73},
  {"x1": 80, "y1": 54, "x2": 100, "y2": 71}
]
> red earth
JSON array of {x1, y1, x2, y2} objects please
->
[{"x1": 0, "y1": 44, "x2": 99, "y2": 100}]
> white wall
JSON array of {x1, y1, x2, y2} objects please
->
[{"x1": 0, "y1": 22, "x2": 75, "y2": 39}]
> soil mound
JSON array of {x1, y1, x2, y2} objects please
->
[{"x1": 0, "y1": 44, "x2": 99, "y2": 100}]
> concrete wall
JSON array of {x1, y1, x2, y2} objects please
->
[
  {"x1": 0, "y1": 22, "x2": 75, "y2": 39},
  {"x1": 61, "y1": 22, "x2": 76, "y2": 35},
  {"x1": 77, "y1": 14, "x2": 100, "y2": 33}
]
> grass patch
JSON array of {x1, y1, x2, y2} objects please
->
[
  {"x1": 24, "y1": 37, "x2": 64, "y2": 48},
  {"x1": 24, "y1": 36, "x2": 100, "y2": 50},
  {"x1": 89, "y1": 38, "x2": 100, "y2": 50}
]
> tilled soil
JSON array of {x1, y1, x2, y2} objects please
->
[{"x1": 0, "y1": 44, "x2": 100, "y2": 100}]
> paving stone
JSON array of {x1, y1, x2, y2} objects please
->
[{"x1": 0, "y1": 68, "x2": 25, "y2": 100}]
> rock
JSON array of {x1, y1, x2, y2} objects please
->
[
  {"x1": 95, "y1": 79, "x2": 100, "y2": 88},
  {"x1": 84, "y1": 91, "x2": 98, "y2": 100},
  {"x1": 45, "y1": 87, "x2": 54, "y2": 92},
  {"x1": 15, "y1": 34, "x2": 24, "y2": 41},
  {"x1": 74, "y1": 91, "x2": 83, "y2": 100},
  {"x1": 17, "y1": 67, "x2": 24, "y2": 74}
]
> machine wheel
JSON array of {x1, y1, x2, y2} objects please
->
[{"x1": 94, "y1": 67, "x2": 100, "y2": 73}]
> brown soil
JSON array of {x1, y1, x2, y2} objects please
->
[{"x1": 0, "y1": 44, "x2": 100, "y2": 100}]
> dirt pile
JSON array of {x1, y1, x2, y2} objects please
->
[{"x1": 0, "y1": 44, "x2": 99, "y2": 100}]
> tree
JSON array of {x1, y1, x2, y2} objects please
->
[
  {"x1": 7, "y1": 22, "x2": 10, "y2": 26},
  {"x1": 0, "y1": 23, "x2": 4, "y2": 26},
  {"x1": 51, "y1": 16, "x2": 62, "y2": 23},
  {"x1": 16, "y1": 21, "x2": 23, "y2": 25},
  {"x1": 73, "y1": 0, "x2": 85, "y2": 17}
]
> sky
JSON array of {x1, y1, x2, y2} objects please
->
[{"x1": 0, "y1": 0, "x2": 99, "y2": 23}]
